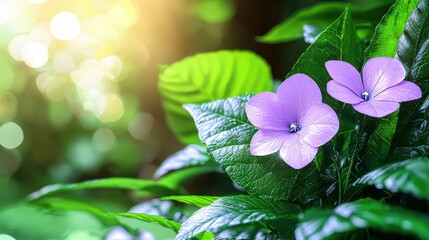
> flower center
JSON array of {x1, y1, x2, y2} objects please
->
[
  {"x1": 289, "y1": 122, "x2": 300, "y2": 133},
  {"x1": 362, "y1": 91, "x2": 370, "y2": 101}
]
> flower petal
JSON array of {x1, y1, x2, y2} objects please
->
[
  {"x1": 362, "y1": 57, "x2": 406, "y2": 96},
  {"x1": 372, "y1": 81, "x2": 422, "y2": 102},
  {"x1": 246, "y1": 92, "x2": 288, "y2": 130},
  {"x1": 250, "y1": 129, "x2": 290, "y2": 156},
  {"x1": 325, "y1": 60, "x2": 363, "y2": 96},
  {"x1": 277, "y1": 73, "x2": 322, "y2": 121},
  {"x1": 352, "y1": 100, "x2": 399, "y2": 118},
  {"x1": 327, "y1": 80, "x2": 364, "y2": 104},
  {"x1": 299, "y1": 103, "x2": 339, "y2": 147},
  {"x1": 279, "y1": 134, "x2": 318, "y2": 169}
]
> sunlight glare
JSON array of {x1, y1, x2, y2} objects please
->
[
  {"x1": 50, "y1": 12, "x2": 80, "y2": 41},
  {"x1": 27, "y1": 0, "x2": 47, "y2": 3},
  {"x1": 54, "y1": 51, "x2": 76, "y2": 73},
  {"x1": 29, "y1": 26, "x2": 53, "y2": 47},
  {"x1": 0, "y1": 4, "x2": 9, "y2": 26},
  {"x1": 8, "y1": 35, "x2": 32, "y2": 61},
  {"x1": 98, "y1": 94, "x2": 124, "y2": 122},
  {"x1": 22, "y1": 41, "x2": 49, "y2": 68},
  {"x1": 100, "y1": 55, "x2": 122, "y2": 79}
]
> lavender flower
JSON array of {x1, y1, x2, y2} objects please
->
[
  {"x1": 246, "y1": 74, "x2": 339, "y2": 169},
  {"x1": 326, "y1": 57, "x2": 422, "y2": 118}
]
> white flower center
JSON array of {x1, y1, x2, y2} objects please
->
[
  {"x1": 362, "y1": 91, "x2": 370, "y2": 101},
  {"x1": 289, "y1": 122, "x2": 300, "y2": 133}
]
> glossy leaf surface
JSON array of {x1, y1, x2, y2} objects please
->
[
  {"x1": 153, "y1": 144, "x2": 217, "y2": 179},
  {"x1": 363, "y1": 0, "x2": 420, "y2": 168},
  {"x1": 392, "y1": 0, "x2": 429, "y2": 160},
  {"x1": 296, "y1": 198, "x2": 429, "y2": 240},
  {"x1": 177, "y1": 195, "x2": 300, "y2": 240},
  {"x1": 161, "y1": 195, "x2": 220, "y2": 208},
  {"x1": 355, "y1": 157, "x2": 429, "y2": 200}
]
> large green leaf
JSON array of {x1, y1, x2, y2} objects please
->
[
  {"x1": 161, "y1": 195, "x2": 220, "y2": 208},
  {"x1": 158, "y1": 50, "x2": 272, "y2": 145},
  {"x1": 295, "y1": 198, "x2": 429, "y2": 240},
  {"x1": 153, "y1": 144, "x2": 218, "y2": 179},
  {"x1": 29, "y1": 178, "x2": 179, "y2": 200},
  {"x1": 287, "y1": 7, "x2": 363, "y2": 113},
  {"x1": 354, "y1": 157, "x2": 429, "y2": 200},
  {"x1": 185, "y1": 95, "x2": 323, "y2": 202},
  {"x1": 176, "y1": 195, "x2": 300, "y2": 240},
  {"x1": 117, "y1": 212, "x2": 181, "y2": 233},
  {"x1": 363, "y1": 0, "x2": 420, "y2": 168},
  {"x1": 257, "y1": 1, "x2": 393, "y2": 43},
  {"x1": 395, "y1": 0, "x2": 429, "y2": 131},
  {"x1": 392, "y1": 0, "x2": 429, "y2": 160},
  {"x1": 364, "y1": 0, "x2": 419, "y2": 59}
]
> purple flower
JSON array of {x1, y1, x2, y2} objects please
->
[
  {"x1": 326, "y1": 57, "x2": 422, "y2": 118},
  {"x1": 246, "y1": 74, "x2": 339, "y2": 169}
]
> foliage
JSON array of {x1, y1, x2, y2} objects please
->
[
  {"x1": 153, "y1": 144, "x2": 218, "y2": 179},
  {"x1": 176, "y1": 195, "x2": 301, "y2": 239},
  {"x1": 185, "y1": 95, "x2": 323, "y2": 202},
  {"x1": 158, "y1": 50, "x2": 272, "y2": 145},
  {"x1": 18, "y1": 0, "x2": 429, "y2": 239},
  {"x1": 257, "y1": 1, "x2": 395, "y2": 43}
]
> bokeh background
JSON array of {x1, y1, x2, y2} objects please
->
[{"x1": 0, "y1": 0, "x2": 357, "y2": 239}]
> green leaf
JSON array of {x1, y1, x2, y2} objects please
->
[
  {"x1": 158, "y1": 50, "x2": 272, "y2": 145},
  {"x1": 214, "y1": 223, "x2": 271, "y2": 239},
  {"x1": 295, "y1": 198, "x2": 429, "y2": 240},
  {"x1": 176, "y1": 195, "x2": 301, "y2": 240},
  {"x1": 257, "y1": 2, "x2": 347, "y2": 43},
  {"x1": 354, "y1": 157, "x2": 429, "y2": 200},
  {"x1": 287, "y1": 7, "x2": 363, "y2": 112},
  {"x1": 392, "y1": 96, "x2": 429, "y2": 160},
  {"x1": 363, "y1": 0, "x2": 420, "y2": 168},
  {"x1": 153, "y1": 144, "x2": 218, "y2": 179},
  {"x1": 161, "y1": 195, "x2": 220, "y2": 208},
  {"x1": 392, "y1": 0, "x2": 429, "y2": 160},
  {"x1": 157, "y1": 166, "x2": 220, "y2": 190},
  {"x1": 185, "y1": 95, "x2": 324, "y2": 202},
  {"x1": 257, "y1": 1, "x2": 393, "y2": 43},
  {"x1": 31, "y1": 198, "x2": 121, "y2": 227},
  {"x1": 364, "y1": 112, "x2": 398, "y2": 169},
  {"x1": 129, "y1": 198, "x2": 186, "y2": 223},
  {"x1": 395, "y1": 0, "x2": 429, "y2": 131},
  {"x1": 364, "y1": 0, "x2": 419, "y2": 59},
  {"x1": 117, "y1": 212, "x2": 181, "y2": 233},
  {"x1": 29, "y1": 178, "x2": 178, "y2": 200}
]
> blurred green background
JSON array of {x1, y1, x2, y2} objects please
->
[{"x1": 0, "y1": 0, "x2": 367, "y2": 239}]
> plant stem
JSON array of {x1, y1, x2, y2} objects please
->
[
  {"x1": 334, "y1": 160, "x2": 342, "y2": 205},
  {"x1": 342, "y1": 116, "x2": 367, "y2": 202}
]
